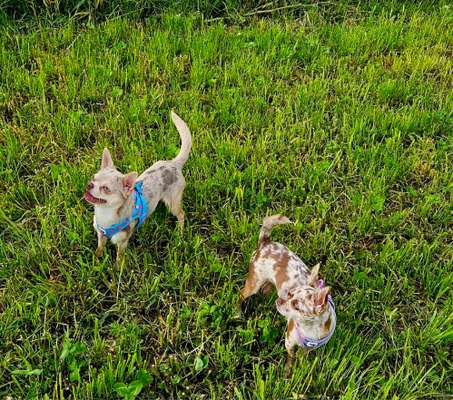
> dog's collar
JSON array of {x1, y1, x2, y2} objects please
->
[
  {"x1": 96, "y1": 181, "x2": 149, "y2": 239},
  {"x1": 295, "y1": 279, "x2": 336, "y2": 349}
]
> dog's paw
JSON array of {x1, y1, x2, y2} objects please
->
[
  {"x1": 284, "y1": 365, "x2": 292, "y2": 378},
  {"x1": 284, "y1": 357, "x2": 294, "y2": 378}
]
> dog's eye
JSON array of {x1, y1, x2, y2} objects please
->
[{"x1": 101, "y1": 186, "x2": 110, "y2": 194}]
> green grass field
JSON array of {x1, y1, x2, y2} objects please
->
[{"x1": 0, "y1": 2, "x2": 452, "y2": 399}]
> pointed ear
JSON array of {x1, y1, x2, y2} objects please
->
[
  {"x1": 314, "y1": 287, "x2": 330, "y2": 307},
  {"x1": 101, "y1": 148, "x2": 114, "y2": 169},
  {"x1": 121, "y1": 172, "x2": 138, "y2": 196},
  {"x1": 308, "y1": 263, "x2": 320, "y2": 286}
]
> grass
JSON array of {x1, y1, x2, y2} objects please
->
[
  {"x1": 0, "y1": 3, "x2": 452, "y2": 399},
  {"x1": 3, "y1": 0, "x2": 448, "y2": 21}
]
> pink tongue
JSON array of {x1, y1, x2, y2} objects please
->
[
  {"x1": 84, "y1": 192, "x2": 94, "y2": 201},
  {"x1": 85, "y1": 192, "x2": 101, "y2": 203}
]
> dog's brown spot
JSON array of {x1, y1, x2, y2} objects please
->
[
  {"x1": 271, "y1": 250, "x2": 290, "y2": 290},
  {"x1": 321, "y1": 314, "x2": 332, "y2": 336},
  {"x1": 251, "y1": 248, "x2": 261, "y2": 262},
  {"x1": 286, "y1": 319, "x2": 295, "y2": 340},
  {"x1": 241, "y1": 253, "x2": 259, "y2": 300},
  {"x1": 258, "y1": 243, "x2": 291, "y2": 290}
]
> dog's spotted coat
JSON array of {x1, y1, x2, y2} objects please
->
[
  {"x1": 241, "y1": 215, "x2": 335, "y2": 373},
  {"x1": 84, "y1": 111, "x2": 192, "y2": 264}
]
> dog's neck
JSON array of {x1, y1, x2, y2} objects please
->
[
  {"x1": 296, "y1": 307, "x2": 334, "y2": 340},
  {"x1": 94, "y1": 195, "x2": 134, "y2": 228}
]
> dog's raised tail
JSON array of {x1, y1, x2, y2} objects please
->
[
  {"x1": 171, "y1": 111, "x2": 192, "y2": 166},
  {"x1": 259, "y1": 214, "x2": 292, "y2": 245}
]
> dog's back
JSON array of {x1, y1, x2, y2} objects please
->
[{"x1": 242, "y1": 215, "x2": 311, "y2": 299}]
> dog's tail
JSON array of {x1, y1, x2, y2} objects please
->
[
  {"x1": 171, "y1": 111, "x2": 192, "y2": 167},
  {"x1": 259, "y1": 214, "x2": 292, "y2": 246}
]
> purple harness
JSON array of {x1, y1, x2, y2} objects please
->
[
  {"x1": 295, "y1": 279, "x2": 336, "y2": 349},
  {"x1": 96, "y1": 181, "x2": 149, "y2": 239}
]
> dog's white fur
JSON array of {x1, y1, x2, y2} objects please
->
[
  {"x1": 241, "y1": 215, "x2": 334, "y2": 373},
  {"x1": 85, "y1": 111, "x2": 192, "y2": 263}
]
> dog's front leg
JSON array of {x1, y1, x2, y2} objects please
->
[
  {"x1": 93, "y1": 216, "x2": 107, "y2": 258},
  {"x1": 116, "y1": 238, "x2": 129, "y2": 266},
  {"x1": 112, "y1": 233, "x2": 130, "y2": 267},
  {"x1": 284, "y1": 330, "x2": 298, "y2": 377},
  {"x1": 95, "y1": 232, "x2": 108, "y2": 258},
  {"x1": 112, "y1": 222, "x2": 137, "y2": 267},
  {"x1": 284, "y1": 346, "x2": 296, "y2": 376}
]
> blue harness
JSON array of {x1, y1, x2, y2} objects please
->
[
  {"x1": 96, "y1": 181, "x2": 149, "y2": 239},
  {"x1": 296, "y1": 279, "x2": 336, "y2": 349}
]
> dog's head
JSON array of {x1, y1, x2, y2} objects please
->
[
  {"x1": 275, "y1": 263, "x2": 331, "y2": 321},
  {"x1": 84, "y1": 148, "x2": 137, "y2": 208}
]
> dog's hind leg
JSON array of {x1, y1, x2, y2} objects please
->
[
  {"x1": 261, "y1": 282, "x2": 274, "y2": 295},
  {"x1": 164, "y1": 184, "x2": 185, "y2": 233},
  {"x1": 240, "y1": 263, "x2": 265, "y2": 302}
]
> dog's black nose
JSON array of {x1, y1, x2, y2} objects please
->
[{"x1": 86, "y1": 182, "x2": 94, "y2": 191}]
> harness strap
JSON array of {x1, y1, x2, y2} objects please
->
[
  {"x1": 97, "y1": 181, "x2": 149, "y2": 239},
  {"x1": 296, "y1": 279, "x2": 336, "y2": 349}
]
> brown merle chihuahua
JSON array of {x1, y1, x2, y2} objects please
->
[
  {"x1": 84, "y1": 111, "x2": 192, "y2": 264},
  {"x1": 241, "y1": 215, "x2": 336, "y2": 374}
]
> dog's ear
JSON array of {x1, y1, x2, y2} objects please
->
[
  {"x1": 101, "y1": 148, "x2": 114, "y2": 169},
  {"x1": 314, "y1": 287, "x2": 330, "y2": 308},
  {"x1": 121, "y1": 172, "x2": 138, "y2": 196},
  {"x1": 308, "y1": 263, "x2": 320, "y2": 286},
  {"x1": 275, "y1": 298, "x2": 290, "y2": 317}
]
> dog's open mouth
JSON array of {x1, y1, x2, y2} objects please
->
[{"x1": 84, "y1": 192, "x2": 107, "y2": 204}]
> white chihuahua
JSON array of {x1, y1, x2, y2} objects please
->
[{"x1": 84, "y1": 111, "x2": 192, "y2": 263}]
